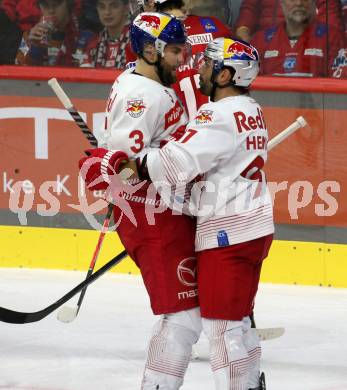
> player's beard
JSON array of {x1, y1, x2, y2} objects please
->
[
  {"x1": 160, "y1": 62, "x2": 177, "y2": 87},
  {"x1": 199, "y1": 76, "x2": 212, "y2": 96}
]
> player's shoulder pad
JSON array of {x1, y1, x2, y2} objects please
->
[{"x1": 114, "y1": 72, "x2": 160, "y2": 104}]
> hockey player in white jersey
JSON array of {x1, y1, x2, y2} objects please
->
[
  {"x1": 78, "y1": 12, "x2": 202, "y2": 390},
  {"x1": 135, "y1": 37, "x2": 274, "y2": 390}
]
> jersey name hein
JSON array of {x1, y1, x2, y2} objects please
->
[{"x1": 234, "y1": 108, "x2": 267, "y2": 150}]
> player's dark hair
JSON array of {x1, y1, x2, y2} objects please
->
[{"x1": 156, "y1": 0, "x2": 185, "y2": 12}]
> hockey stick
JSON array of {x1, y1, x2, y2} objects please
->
[
  {"x1": 48, "y1": 78, "x2": 98, "y2": 147},
  {"x1": 0, "y1": 265, "x2": 287, "y2": 330},
  {"x1": 250, "y1": 313, "x2": 285, "y2": 342},
  {"x1": 56, "y1": 203, "x2": 114, "y2": 323},
  {"x1": 257, "y1": 116, "x2": 306, "y2": 340},
  {"x1": 48, "y1": 78, "x2": 121, "y2": 322},
  {"x1": 235, "y1": 116, "x2": 306, "y2": 340},
  {"x1": 256, "y1": 327, "x2": 285, "y2": 341},
  {"x1": 247, "y1": 116, "x2": 307, "y2": 340},
  {"x1": 0, "y1": 250, "x2": 128, "y2": 324},
  {"x1": 268, "y1": 116, "x2": 307, "y2": 151},
  {"x1": 0, "y1": 117, "x2": 307, "y2": 326}
]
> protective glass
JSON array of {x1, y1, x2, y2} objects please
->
[
  {"x1": 193, "y1": 52, "x2": 212, "y2": 71},
  {"x1": 182, "y1": 41, "x2": 193, "y2": 65}
]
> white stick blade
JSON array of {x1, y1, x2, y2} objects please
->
[
  {"x1": 256, "y1": 327, "x2": 285, "y2": 341},
  {"x1": 57, "y1": 306, "x2": 78, "y2": 323}
]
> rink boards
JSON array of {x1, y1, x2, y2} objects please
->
[{"x1": 1, "y1": 225, "x2": 346, "y2": 288}]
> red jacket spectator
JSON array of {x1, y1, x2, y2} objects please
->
[
  {"x1": 1, "y1": 0, "x2": 40, "y2": 31},
  {"x1": 1, "y1": 0, "x2": 81, "y2": 31},
  {"x1": 252, "y1": 21, "x2": 344, "y2": 77},
  {"x1": 235, "y1": 0, "x2": 343, "y2": 41}
]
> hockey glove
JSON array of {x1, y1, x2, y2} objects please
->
[{"x1": 78, "y1": 148, "x2": 129, "y2": 191}]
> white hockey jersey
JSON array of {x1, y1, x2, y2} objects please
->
[
  {"x1": 98, "y1": 71, "x2": 188, "y2": 157},
  {"x1": 147, "y1": 95, "x2": 275, "y2": 251}
]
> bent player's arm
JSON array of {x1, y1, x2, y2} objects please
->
[{"x1": 147, "y1": 111, "x2": 235, "y2": 185}]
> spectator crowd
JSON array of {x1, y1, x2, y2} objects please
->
[{"x1": 0, "y1": 0, "x2": 346, "y2": 78}]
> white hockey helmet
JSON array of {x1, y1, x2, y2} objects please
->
[{"x1": 202, "y1": 37, "x2": 260, "y2": 88}]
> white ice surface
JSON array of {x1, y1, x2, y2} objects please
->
[{"x1": 1, "y1": 268, "x2": 347, "y2": 390}]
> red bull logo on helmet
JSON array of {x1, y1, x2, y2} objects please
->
[
  {"x1": 134, "y1": 13, "x2": 171, "y2": 37},
  {"x1": 195, "y1": 110, "x2": 213, "y2": 124},
  {"x1": 137, "y1": 14, "x2": 161, "y2": 30},
  {"x1": 126, "y1": 99, "x2": 146, "y2": 118},
  {"x1": 225, "y1": 39, "x2": 256, "y2": 60}
]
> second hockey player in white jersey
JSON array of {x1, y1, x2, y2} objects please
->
[{"x1": 137, "y1": 37, "x2": 274, "y2": 390}]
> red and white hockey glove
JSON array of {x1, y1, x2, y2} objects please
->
[{"x1": 78, "y1": 148, "x2": 129, "y2": 191}]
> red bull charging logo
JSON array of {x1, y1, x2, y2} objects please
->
[
  {"x1": 126, "y1": 99, "x2": 146, "y2": 118},
  {"x1": 227, "y1": 41, "x2": 256, "y2": 60},
  {"x1": 195, "y1": 110, "x2": 213, "y2": 124},
  {"x1": 137, "y1": 14, "x2": 161, "y2": 30}
]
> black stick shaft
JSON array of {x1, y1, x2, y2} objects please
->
[
  {"x1": 67, "y1": 107, "x2": 98, "y2": 147},
  {"x1": 49, "y1": 79, "x2": 124, "y2": 319},
  {"x1": 0, "y1": 250, "x2": 127, "y2": 324},
  {"x1": 75, "y1": 203, "x2": 114, "y2": 315}
]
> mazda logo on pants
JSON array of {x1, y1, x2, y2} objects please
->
[{"x1": 177, "y1": 257, "x2": 197, "y2": 287}]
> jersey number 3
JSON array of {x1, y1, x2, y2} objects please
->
[{"x1": 129, "y1": 130, "x2": 144, "y2": 153}]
